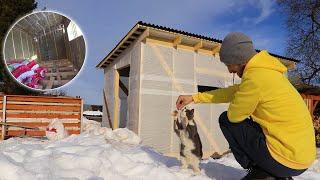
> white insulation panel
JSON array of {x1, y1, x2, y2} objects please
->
[
  {"x1": 139, "y1": 43, "x2": 229, "y2": 157},
  {"x1": 128, "y1": 44, "x2": 142, "y2": 134},
  {"x1": 140, "y1": 43, "x2": 173, "y2": 152}
]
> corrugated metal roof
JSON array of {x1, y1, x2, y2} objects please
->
[{"x1": 97, "y1": 21, "x2": 299, "y2": 68}]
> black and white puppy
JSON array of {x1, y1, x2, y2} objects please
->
[{"x1": 173, "y1": 107, "x2": 203, "y2": 174}]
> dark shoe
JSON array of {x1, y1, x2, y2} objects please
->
[{"x1": 241, "y1": 166, "x2": 276, "y2": 180}]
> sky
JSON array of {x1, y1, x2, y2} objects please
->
[{"x1": 34, "y1": 0, "x2": 289, "y2": 105}]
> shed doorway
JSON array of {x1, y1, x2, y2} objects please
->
[{"x1": 117, "y1": 66, "x2": 130, "y2": 128}]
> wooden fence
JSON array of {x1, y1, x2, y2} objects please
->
[
  {"x1": 301, "y1": 94, "x2": 320, "y2": 117},
  {"x1": 0, "y1": 95, "x2": 83, "y2": 140}
]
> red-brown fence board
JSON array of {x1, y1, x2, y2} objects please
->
[
  {"x1": 6, "y1": 96, "x2": 81, "y2": 104},
  {"x1": 6, "y1": 104, "x2": 80, "y2": 111},
  {"x1": 0, "y1": 95, "x2": 83, "y2": 140},
  {"x1": 301, "y1": 94, "x2": 320, "y2": 117},
  {"x1": 7, "y1": 130, "x2": 81, "y2": 136},
  {"x1": 6, "y1": 113, "x2": 81, "y2": 119},
  {"x1": 7, "y1": 122, "x2": 80, "y2": 127}
]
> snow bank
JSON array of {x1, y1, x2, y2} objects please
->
[
  {"x1": 83, "y1": 110, "x2": 103, "y2": 116},
  {"x1": 82, "y1": 117, "x2": 141, "y2": 144},
  {"x1": 45, "y1": 119, "x2": 69, "y2": 140},
  {"x1": 0, "y1": 118, "x2": 319, "y2": 180}
]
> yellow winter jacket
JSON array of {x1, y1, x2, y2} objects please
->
[{"x1": 192, "y1": 50, "x2": 316, "y2": 169}]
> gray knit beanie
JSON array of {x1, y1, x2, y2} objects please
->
[{"x1": 220, "y1": 32, "x2": 257, "y2": 65}]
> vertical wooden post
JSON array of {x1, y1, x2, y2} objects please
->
[
  {"x1": 113, "y1": 70, "x2": 120, "y2": 129},
  {"x1": 80, "y1": 98, "x2": 84, "y2": 133},
  {"x1": 11, "y1": 31, "x2": 17, "y2": 59},
  {"x1": 20, "y1": 30, "x2": 25, "y2": 58},
  {"x1": 52, "y1": 30, "x2": 59, "y2": 60},
  {"x1": 103, "y1": 89, "x2": 113, "y2": 130},
  {"x1": 1, "y1": 96, "x2": 7, "y2": 140}
]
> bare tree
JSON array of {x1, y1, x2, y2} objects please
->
[
  {"x1": 44, "y1": 90, "x2": 68, "y2": 97},
  {"x1": 0, "y1": 0, "x2": 40, "y2": 95},
  {"x1": 278, "y1": 0, "x2": 320, "y2": 85}
]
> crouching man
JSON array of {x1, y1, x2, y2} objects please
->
[{"x1": 176, "y1": 32, "x2": 316, "y2": 180}]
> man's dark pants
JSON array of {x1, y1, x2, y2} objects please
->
[{"x1": 219, "y1": 111, "x2": 306, "y2": 177}]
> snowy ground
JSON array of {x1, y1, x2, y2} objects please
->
[
  {"x1": 83, "y1": 111, "x2": 103, "y2": 116},
  {"x1": 0, "y1": 118, "x2": 319, "y2": 180}
]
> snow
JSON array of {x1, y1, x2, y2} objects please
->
[
  {"x1": 0, "y1": 117, "x2": 319, "y2": 180},
  {"x1": 45, "y1": 119, "x2": 69, "y2": 140},
  {"x1": 83, "y1": 110, "x2": 103, "y2": 116}
]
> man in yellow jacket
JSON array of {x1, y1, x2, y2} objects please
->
[{"x1": 176, "y1": 32, "x2": 316, "y2": 180}]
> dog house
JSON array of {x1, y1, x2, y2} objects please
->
[
  {"x1": 97, "y1": 22, "x2": 297, "y2": 158},
  {"x1": 3, "y1": 11, "x2": 85, "y2": 89}
]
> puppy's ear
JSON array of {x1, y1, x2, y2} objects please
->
[{"x1": 191, "y1": 109, "x2": 194, "y2": 113}]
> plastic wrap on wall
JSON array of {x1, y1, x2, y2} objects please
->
[
  {"x1": 21, "y1": 31, "x2": 29, "y2": 58},
  {"x1": 55, "y1": 30, "x2": 67, "y2": 60},
  {"x1": 211, "y1": 104, "x2": 229, "y2": 154},
  {"x1": 115, "y1": 51, "x2": 131, "y2": 70},
  {"x1": 119, "y1": 76, "x2": 129, "y2": 128},
  {"x1": 5, "y1": 28, "x2": 38, "y2": 61},
  {"x1": 171, "y1": 48, "x2": 197, "y2": 154},
  {"x1": 140, "y1": 43, "x2": 173, "y2": 153},
  {"x1": 225, "y1": 73, "x2": 242, "y2": 87},
  {"x1": 194, "y1": 104, "x2": 213, "y2": 156},
  {"x1": 128, "y1": 43, "x2": 141, "y2": 134},
  {"x1": 102, "y1": 68, "x2": 115, "y2": 128},
  {"x1": 27, "y1": 35, "x2": 35, "y2": 57},
  {"x1": 12, "y1": 29, "x2": 23, "y2": 59},
  {"x1": 137, "y1": 43, "x2": 231, "y2": 157},
  {"x1": 195, "y1": 53, "x2": 230, "y2": 88},
  {"x1": 44, "y1": 32, "x2": 55, "y2": 60}
]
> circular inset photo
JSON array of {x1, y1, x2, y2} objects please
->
[{"x1": 3, "y1": 11, "x2": 86, "y2": 90}]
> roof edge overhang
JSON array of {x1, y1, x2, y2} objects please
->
[
  {"x1": 97, "y1": 21, "x2": 299, "y2": 69},
  {"x1": 96, "y1": 22, "x2": 146, "y2": 68}
]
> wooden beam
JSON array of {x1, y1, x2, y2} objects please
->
[
  {"x1": 46, "y1": 76, "x2": 55, "y2": 89},
  {"x1": 46, "y1": 71, "x2": 77, "y2": 77},
  {"x1": 0, "y1": 122, "x2": 39, "y2": 130},
  {"x1": 197, "y1": 48, "x2": 214, "y2": 56},
  {"x1": 97, "y1": 25, "x2": 142, "y2": 68},
  {"x1": 144, "y1": 37, "x2": 218, "y2": 56},
  {"x1": 144, "y1": 37, "x2": 173, "y2": 47},
  {"x1": 312, "y1": 101, "x2": 319, "y2": 116},
  {"x1": 1, "y1": 96, "x2": 6, "y2": 140},
  {"x1": 103, "y1": 90, "x2": 113, "y2": 130},
  {"x1": 212, "y1": 44, "x2": 221, "y2": 55},
  {"x1": 173, "y1": 35, "x2": 182, "y2": 48},
  {"x1": 43, "y1": 79, "x2": 69, "y2": 88},
  {"x1": 119, "y1": 79, "x2": 129, "y2": 96},
  {"x1": 56, "y1": 68, "x2": 61, "y2": 86},
  {"x1": 286, "y1": 62, "x2": 296, "y2": 70},
  {"x1": 7, "y1": 101, "x2": 80, "y2": 106},
  {"x1": 113, "y1": 70, "x2": 120, "y2": 129},
  {"x1": 194, "y1": 41, "x2": 203, "y2": 51},
  {"x1": 80, "y1": 99, "x2": 84, "y2": 133},
  {"x1": 177, "y1": 44, "x2": 195, "y2": 51}
]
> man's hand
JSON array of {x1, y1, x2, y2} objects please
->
[{"x1": 176, "y1": 95, "x2": 194, "y2": 110}]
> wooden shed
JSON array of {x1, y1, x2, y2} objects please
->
[
  {"x1": 3, "y1": 11, "x2": 85, "y2": 89},
  {"x1": 0, "y1": 95, "x2": 83, "y2": 140},
  {"x1": 96, "y1": 21, "x2": 297, "y2": 158}
]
